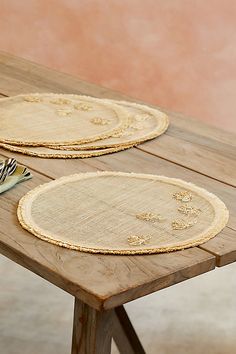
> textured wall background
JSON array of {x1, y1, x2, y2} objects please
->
[{"x1": 1, "y1": 0, "x2": 236, "y2": 132}]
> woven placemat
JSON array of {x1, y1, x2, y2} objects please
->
[
  {"x1": 46, "y1": 100, "x2": 169, "y2": 150},
  {"x1": 0, "y1": 142, "x2": 132, "y2": 159},
  {"x1": 17, "y1": 172, "x2": 229, "y2": 254},
  {"x1": 0, "y1": 94, "x2": 128, "y2": 146}
]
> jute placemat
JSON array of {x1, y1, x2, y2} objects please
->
[
  {"x1": 17, "y1": 172, "x2": 229, "y2": 254},
  {"x1": 0, "y1": 143, "x2": 132, "y2": 159},
  {"x1": 0, "y1": 94, "x2": 128, "y2": 146},
  {"x1": 46, "y1": 100, "x2": 169, "y2": 150}
]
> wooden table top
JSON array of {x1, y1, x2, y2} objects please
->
[{"x1": 0, "y1": 51, "x2": 235, "y2": 311}]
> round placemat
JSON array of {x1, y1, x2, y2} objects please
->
[
  {"x1": 17, "y1": 172, "x2": 229, "y2": 254},
  {"x1": 0, "y1": 142, "x2": 132, "y2": 159},
  {"x1": 0, "y1": 94, "x2": 128, "y2": 146},
  {"x1": 46, "y1": 100, "x2": 169, "y2": 150}
]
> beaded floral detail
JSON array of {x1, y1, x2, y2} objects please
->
[
  {"x1": 136, "y1": 212, "x2": 165, "y2": 222},
  {"x1": 23, "y1": 96, "x2": 41, "y2": 103},
  {"x1": 172, "y1": 219, "x2": 197, "y2": 230},
  {"x1": 112, "y1": 130, "x2": 134, "y2": 138},
  {"x1": 50, "y1": 98, "x2": 71, "y2": 105},
  {"x1": 56, "y1": 109, "x2": 73, "y2": 116},
  {"x1": 90, "y1": 117, "x2": 111, "y2": 125},
  {"x1": 173, "y1": 190, "x2": 192, "y2": 203},
  {"x1": 74, "y1": 103, "x2": 93, "y2": 111},
  {"x1": 178, "y1": 205, "x2": 202, "y2": 217},
  {"x1": 127, "y1": 235, "x2": 151, "y2": 246}
]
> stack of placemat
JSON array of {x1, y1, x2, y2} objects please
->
[{"x1": 0, "y1": 93, "x2": 169, "y2": 158}]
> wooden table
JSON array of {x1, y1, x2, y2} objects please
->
[{"x1": 0, "y1": 51, "x2": 235, "y2": 354}]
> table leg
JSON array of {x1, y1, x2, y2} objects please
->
[
  {"x1": 113, "y1": 306, "x2": 146, "y2": 354},
  {"x1": 71, "y1": 298, "x2": 113, "y2": 354}
]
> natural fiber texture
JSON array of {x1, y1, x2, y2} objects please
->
[
  {"x1": 17, "y1": 172, "x2": 229, "y2": 255},
  {"x1": 0, "y1": 94, "x2": 129, "y2": 146},
  {"x1": 46, "y1": 99, "x2": 169, "y2": 150},
  {"x1": 0, "y1": 142, "x2": 133, "y2": 159},
  {"x1": 0, "y1": 94, "x2": 169, "y2": 159}
]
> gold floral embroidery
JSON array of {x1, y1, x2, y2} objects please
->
[
  {"x1": 56, "y1": 108, "x2": 73, "y2": 116},
  {"x1": 23, "y1": 96, "x2": 41, "y2": 103},
  {"x1": 172, "y1": 219, "x2": 197, "y2": 230},
  {"x1": 50, "y1": 98, "x2": 71, "y2": 105},
  {"x1": 112, "y1": 130, "x2": 134, "y2": 138},
  {"x1": 173, "y1": 190, "x2": 192, "y2": 203},
  {"x1": 136, "y1": 212, "x2": 165, "y2": 222},
  {"x1": 90, "y1": 117, "x2": 111, "y2": 125},
  {"x1": 178, "y1": 205, "x2": 202, "y2": 217},
  {"x1": 74, "y1": 103, "x2": 92, "y2": 111},
  {"x1": 127, "y1": 235, "x2": 151, "y2": 246}
]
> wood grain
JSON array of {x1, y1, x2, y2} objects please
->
[
  {"x1": 0, "y1": 160, "x2": 215, "y2": 309},
  {"x1": 71, "y1": 298, "x2": 113, "y2": 354},
  {"x1": 1, "y1": 145, "x2": 236, "y2": 266},
  {"x1": 0, "y1": 51, "x2": 128, "y2": 99},
  {"x1": 0, "y1": 51, "x2": 235, "y2": 186},
  {"x1": 138, "y1": 134, "x2": 236, "y2": 187},
  {"x1": 113, "y1": 306, "x2": 146, "y2": 354},
  {"x1": 0, "y1": 52, "x2": 235, "y2": 311},
  {"x1": 0, "y1": 50, "x2": 234, "y2": 354},
  {"x1": 199, "y1": 227, "x2": 236, "y2": 266},
  {"x1": 1, "y1": 147, "x2": 235, "y2": 230}
]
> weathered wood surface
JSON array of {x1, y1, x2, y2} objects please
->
[
  {"x1": 199, "y1": 227, "x2": 236, "y2": 267},
  {"x1": 0, "y1": 51, "x2": 235, "y2": 312},
  {"x1": 71, "y1": 298, "x2": 113, "y2": 354},
  {"x1": 1, "y1": 146, "x2": 235, "y2": 267},
  {"x1": 0, "y1": 51, "x2": 235, "y2": 186},
  {"x1": 0, "y1": 155, "x2": 216, "y2": 309},
  {"x1": 113, "y1": 306, "x2": 146, "y2": 354}
]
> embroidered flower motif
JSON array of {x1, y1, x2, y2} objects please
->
[
  {"x1": 127, "y1": 235, "x2": 151, "y2": 246},
  {"x1": 23, "y1": 96, "x2": 41, "y2": 103},
  {"x1": 50, "y1": 98, "x2": 71, "y2": 105},
  {"x1": 173, "y1": 190, "x2": 192, "y2": 203},
  {"x1": 112, "y1": 130, "x2": 134, "y2": 138},
  {"x1": 136, "y1": 212, "x2": 165, "y2": 222},
  {"x1": 178, "y1": 205, "x2": 202, "y2": 217},
  {"x1": 90, "y1": 117, "x2": 111, "y2": 125},
  {"x1": 74, "y1": 103, "x2": 93, "y2": 111},
  {"x1": 172, "y1": 219, "x2": 197, "y2": 230},
  {"x1": 56, "y1": 108, "x2": 73, "y2": 116}
]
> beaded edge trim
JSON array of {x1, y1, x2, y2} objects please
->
[
  {"x1": 0, "y1": 93, "x2": 130, "y2": 146},
  {"x1": 17, "y1": 172, "x2": 229, "y2": 255},
  {"x1": 0, "y1": 142, "x2": 133, "y2": 158}
]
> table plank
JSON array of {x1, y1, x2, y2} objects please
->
[
  {"x1": 1, "y1": 147, "x2": 236, "y2": 267},
  {"x1": 199, "y1": 227, "x2": 236, "y2": 267},
  {"x1": 0, "y1": 52, "x2": 235, "y2": 309},
  {"x1": 138, "y1": 134, "x2": 236, "y2": 187},
  {"x1": 0, "y1": 156, "x2": 216, "y2": 310},
  {"x1": 1, "y1": 147, "x2": 235, "y2": 231},
  {"x1": 0, "y1": 51, "x2": 128, "y2": 99},
  {"x1": 0, "y1": 51, "x2": 235, "y2": 186}
]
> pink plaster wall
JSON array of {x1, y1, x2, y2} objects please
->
[{"x1": 1, "y1": 0, "x2": 236, "y2": 132}]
